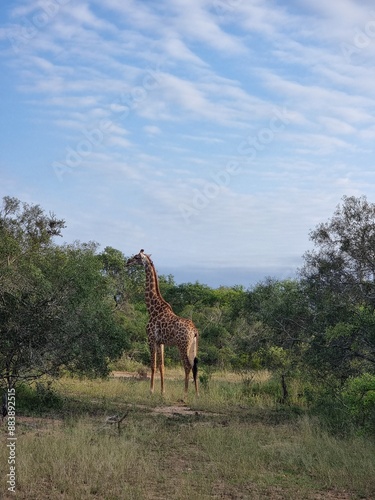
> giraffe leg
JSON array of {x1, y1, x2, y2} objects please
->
[
  {"x1": 158, "y1": 344, "x2": 165, "y2": 395},
  {"x1": 184, "y1": 365, "x2": 191, "y2": 395},
  {"x1": 150, "y1": 346, "x2": 157, "y2": 394},
  {"x1": 192, "y1": 357, "x2": 199, "y2": 396}
]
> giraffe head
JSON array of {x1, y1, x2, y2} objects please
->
[{"x1": 126, "y1": 249, "x2": 148, "y2": 268}]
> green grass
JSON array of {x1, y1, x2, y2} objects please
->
[{"x1": 2, "y1": 371, "x2": 375, "y2": 499}]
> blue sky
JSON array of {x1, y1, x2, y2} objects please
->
[{"x1": 1, "y1": 0, "x2": 375, "y2": 287}]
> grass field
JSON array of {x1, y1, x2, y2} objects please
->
[{"x1": 2, "y1": 369, "x2": 375, "y2": 499}]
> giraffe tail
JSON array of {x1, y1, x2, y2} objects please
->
[
  {"x1": 190, "y1": 334, "x2": 198, "y2": 391},
  {"x1": 192, "y1": 357, "x2": 198, "y2": 384}
]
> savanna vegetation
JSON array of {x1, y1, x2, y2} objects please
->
[{"x1": 1, "y1": 194, "x2": 375, "y2": 499}]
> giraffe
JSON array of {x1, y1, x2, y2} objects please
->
[{"x1": 126, "y1": 250, "x2": 199, "y2": 396}]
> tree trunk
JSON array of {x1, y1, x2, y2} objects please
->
[{"x1": 281, "y1": 373, "x2": 289, "y2": 403}]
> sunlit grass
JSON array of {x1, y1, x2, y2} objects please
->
[
  {"x1": 10, "y1": 418, "x2": 154, "y2": 500},
  {"x1": 3, "y1": 412, "x2": 375, "y2": 499},
  {"x1": 2, "y1": 370, "x2": 375, "y2": 499}
]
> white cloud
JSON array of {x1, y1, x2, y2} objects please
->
[
  {"x1": 107, "y1": 136, "x2": 132, "y2": 149},
  {"x1": 143, "y1": 125, "x2": 162, "y2": 135},
  {"x1": 162, "y1": 36, "x2": 208, "y2": 66},
  {"x1": 66, "y1": 3, "x2": 115, "y2": 32},
  {"x1": 2, "y1": 0, "x2": 375, "y2": 285},
  {"x1": 319, "y1": 116, "x2": 356, "y2": 135},
  {"x1": 167, "y1": 0, "x2": 247, "y2": 54}
]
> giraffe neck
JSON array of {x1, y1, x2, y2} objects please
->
[{"x1": 144, "y1": 256, "x2": 172, "y2": 317}]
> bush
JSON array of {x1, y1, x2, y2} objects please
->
[
  {"x1": 199, "y1": 366, "x2": 214, "y2": 391},
  {"x1": 12, "y1": 381, "x2": 63, "y2": 414},
  {"x1": 200, "y1": 345, "x2": 220, "y2": 366},
  {"x1": 305, "y1": 382, "x2": 353, "y2": 436},
  {"x1": 342, "y1": 373, "x2": 375, "y2": 435}
]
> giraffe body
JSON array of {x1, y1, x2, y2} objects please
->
[{"x1": 126, "y1": 250, "x2": 199, "y2": 396}]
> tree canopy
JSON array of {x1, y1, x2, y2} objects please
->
[
  {"x1": 0, "y1": 197, "x2": 128, "y2": 388},
  {"x1": 300, "y1": 195, "x2": 375, "y2": 378}
]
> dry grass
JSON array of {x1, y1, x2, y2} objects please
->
[{"x1": 1, "y1": 372, "x2": 375, "y2": 499}]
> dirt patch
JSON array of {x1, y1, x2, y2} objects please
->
[
  {"x1": 115, "y1": 402, "x2": 219, "y2": 419},
  {"x1": 112, "y1": 370, "x2": 149, "y2": 380},
  {"x1": 310, "y1": 491, "x2": 353, "y2": 500},
  {"x1": 152, "y1": 404, "x2": 201, "y2": 417}
]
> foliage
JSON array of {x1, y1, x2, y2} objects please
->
[
  {"x1": 98, "y1": 245, "x2": 145, "y2": 306},
  {"x1": 342, "y1": 373, "x2": 375, "y2": 434},
  {"x1": 162, "y1": 281, "x2": 218, "y2": 314},
  {"x1": 236, "y1": 279, "x2": 311, "y2": 401},
  {"x1": 302, "y1": 195, "x2": 375, "y2": 305},
  {"x1": 300, "y1": 195, "x2": 375, "y2": 379},
  {"x1": 15, "y1": 381, "x2": 63, "y2": 414},
  {"x1": 198, "y1": 366, "x2": 214, "y2": 390},
  {"x1": 0, "y1": 197, "x2": 128, "y2": 388},
  {"x1": 244, "y1": 279, "x2": 310, "y2": 357},
  {"x1": 304, "y1": 379, "x2": 353, "y2": 436}
]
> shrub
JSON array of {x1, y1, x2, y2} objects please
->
[
  {"x1": 342, "y1": 373, "x2": 375, "y2": 435},
  {"x1": 11, "y1": 381, "x2": 63, "y2": 414},
  {"x1": 199, "y1": 366, "x2": 214, "y2": 391},
  {"x1": 305, "y1": 382, "x2": 353, "y2": 436}
]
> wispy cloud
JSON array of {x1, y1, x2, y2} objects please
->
[{"x1": 1, "y1": 0, "x2": 374, "y2": 286}]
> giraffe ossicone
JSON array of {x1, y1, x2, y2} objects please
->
[{"x1": 126, "y1": 249, "x2": 199, "y2": 396}]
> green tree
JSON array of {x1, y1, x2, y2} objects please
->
[
  {"x1": 163, "y1": 281, "x2": 218, "y2": 315},
  {"x1": 300, "y1": 195, "x2": 375, "y2": 379},
  {"x1": 241, "y1": 278, "x2": 311, "y2": 400},
  {"x1": 0, "y1": 197, "x2": 127, "y2": 388},
  {"x1": 98, "y1": 246, "x2": 146, "y2": 307}
]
